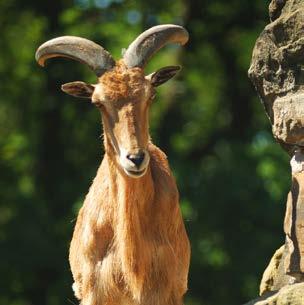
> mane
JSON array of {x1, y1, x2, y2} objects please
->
[{"x1": 100, "y1": 61, "x2": 146, "y2": 101}]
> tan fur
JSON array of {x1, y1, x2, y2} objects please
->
[{"x1": 69, "y1": 61, "x2": 190, "y2": 305}]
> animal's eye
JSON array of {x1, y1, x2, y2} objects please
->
[
  {"x1": 92, "y1": 94, "x2": 107, "y2": 106},
  {"x1": 150, "y1": 91, "x2": 156, "y2": 101},
  {"x1": 92, "y1": 99, "x2": 104, "y2": 108}
]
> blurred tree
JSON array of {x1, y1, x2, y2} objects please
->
[{"x1": 0, "y1": 0, "x2": 290, "y2": 305}]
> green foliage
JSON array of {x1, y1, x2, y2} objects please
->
[{"x1": 0, "y1": 0, "x2": 290, "y2": 304}]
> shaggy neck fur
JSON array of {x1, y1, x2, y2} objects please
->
[
  {"x1": 70, "y1": 94, "x2": 189, "y2": 305},
  {"x1": 104, "y1": 133, "x2": 156, "y2": 301}
]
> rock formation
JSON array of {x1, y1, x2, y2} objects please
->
[{"x1": 247, "y1": 0, "x2": 304, "y2": 303}]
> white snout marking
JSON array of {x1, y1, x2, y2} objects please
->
[{"x1": 119, "y1": 148, "x2": 150, "y2": 178}]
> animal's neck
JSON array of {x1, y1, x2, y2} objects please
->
[
  {"x1": 106, "y1": 153, "x2": 155, "y2": 207},
  {"x1": 104, "y1": 135, "x2": 154, "y2": 198},
  {"x1": 103, "y1": 135, "x2": 156, "y2": 297}
]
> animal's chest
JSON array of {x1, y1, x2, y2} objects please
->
[
  {"x1": 95, "y1": 231, "x2": 177, "y2": 301},
  {"x1": 81, "y1": 174, "x2": 181, "y2": 300}
]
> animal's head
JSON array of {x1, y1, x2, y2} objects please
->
[{"x1": 35, "y1": 25, "x2": 188, "y2": 178}]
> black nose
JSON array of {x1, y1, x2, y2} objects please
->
[{"x1": 126, "y1": 152, "x2": 145, "y2": 168}]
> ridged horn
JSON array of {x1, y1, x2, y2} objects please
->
[
  {"x1": 35, "y1": 36, "x2": 115, "y2": 77},
  {"x1": 123, "y1": 24, "x2": 189, "y2": 68}
]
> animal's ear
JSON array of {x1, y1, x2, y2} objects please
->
[
  {"x1": 61, "y1": 81, "x2": 95, "y2": 99},
  {"x1": 147, "y1": 66, "x2": 181, "y2": 87}
]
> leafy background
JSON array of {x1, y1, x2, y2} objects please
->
[{"x1": 0, "y1": 0, "x2": 290, "y2": 304}]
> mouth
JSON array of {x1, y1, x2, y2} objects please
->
[{"x1": 123, "y1": 167, "x2": 147, "y2": 178}]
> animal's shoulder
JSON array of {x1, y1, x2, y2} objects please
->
[{"x1": 148, "y1": 144, "x2": 179, "y2": 200}]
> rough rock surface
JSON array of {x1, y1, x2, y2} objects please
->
[
  {"x1": 243, "y1": 283, "x2": 304, "y2": 305},
  {"x1": 248, "y1": 0, "x2": 304, "y2": 154},
  {"x1": 246, "y1": 1, "x2": 304, "y2": 304},
  {"x1": 284, "y1": 170, "x2": 304, "y2": 276},
  {"x1": 259, "y1": 245, "x2": 295, "y2": 295}
]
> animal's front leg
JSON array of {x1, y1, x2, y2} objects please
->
[
  {"x1": 69, "y1": 207, "x2": 86, "y2": 300},
  {"x1": 79, "y1": 291, "x2": 99, "y2": 305},
  {"x1": 72, "y1": 280, "x2": 83, "y2": 300},
  {"x1": 77, "y1": 226, "x2": 114, "y2": 305},
  {"x1": 166, "y1": 293, "x2": 184, "y2": 305}
]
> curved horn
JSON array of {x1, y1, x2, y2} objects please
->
[
  {"x1": 35, "y1": 36, "x2": 115, "y2": 77},
  {"x1": 123, "y1": 24, "x2": 189, "y2": 68}
]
